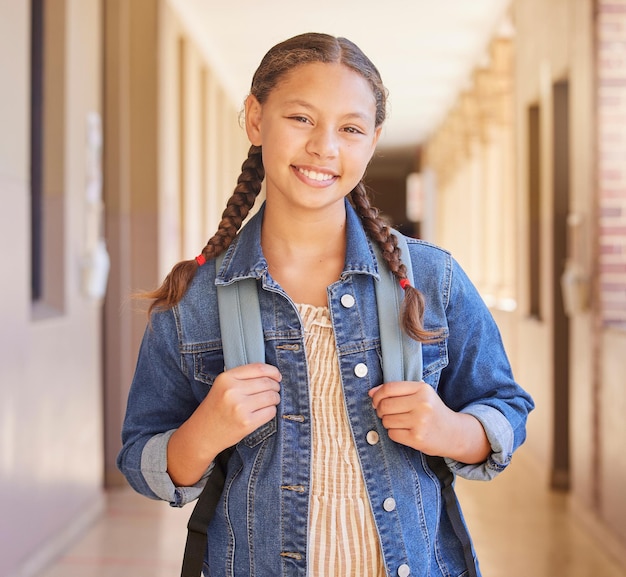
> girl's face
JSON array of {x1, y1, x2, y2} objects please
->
[{"x1": 245, "y1": 62, "x2": 382, "y2": 215}]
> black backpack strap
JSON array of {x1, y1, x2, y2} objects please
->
[
  {"x1": 427, "y1": 455, "x2": 478, "y2": 577},
  {"x1": 180, "y1": 447, "x2": 234, "y2": 577}
]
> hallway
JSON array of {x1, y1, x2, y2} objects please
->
[
  {"x1": 39, "y1": 448, "x2": 626, "y2": 577},
  {"x1": 3, "y1": 1, "x2": 626, "y2": 576}
]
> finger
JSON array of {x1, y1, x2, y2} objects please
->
[
  {"x1": 380, "y1": 412, "x2": 414, "y2": 430},
  {"x1": 248, "y1": 405, "x2": 278, "y2": 428},
  {"x1": 368, "y1": 385, "x2": 382, "y2": 397},
  {"x1": 376, "y1": 395, "x2": 417, "y2": 418},
  {"x1": 370, "y1": 381, "x2": 420, "y2": 408},
  {"x1": 240, "y1": 377, "x2": 282, "y2": 394},
  {"x1": 218, "y1": 378, "x2": 280, "y2": 410},
  {"x1": 386, "y1": 428, "x2": 432, "y2": 452},
  {"x1": 248, "y1": 389, "x2": 281, "y2": 410},
  {"x1": 228, "y1": 362, "x2": 282, "y2": 382}
]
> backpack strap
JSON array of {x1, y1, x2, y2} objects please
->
[
  {"x1": 181, "y1": 250, "x2": 261, "y2": 577},
  {"x1": 180, "y1": 446, "x2": 233, "y2": 577},
  {"x1": 372, "y1": 231, "x2": 422, "y2": 383},
  {"x1": 181, "y1": 232, "x2": 477, "y2": 577},
  {"x1": 215, "y1": 252, "x2": 265, "y2": 368},
  {"x1": 385, "y1": 233, "x2": 478, "y2": 577}
]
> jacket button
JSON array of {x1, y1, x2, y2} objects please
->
[
  {"x1": 397, "y1": 563, "x2": 411, "y2": 577},
  {"x1": 366, "y1": 430, "x2": 379, "y2": 445},
  {"x1": 340, "y1": 294, "x2": 356, "y2": 308},
  {"x1": 383, "y1": 497, "x2": 396, "y2": 511},
  {"x1": 354, "y1": 363, "x2": 368, "y2": 377}
]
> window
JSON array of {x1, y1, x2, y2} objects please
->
[
  {"x1": 528, "y1": 103, "x2": 541, "y2": 319},
  {"x1": 30, "y1": 0, "x2": 66, "y2": 315},
  {"x1": 30, "y1": 0, "x2": 43, "y2": 301}
]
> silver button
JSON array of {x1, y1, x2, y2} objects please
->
[
  {"x1": 340, "y1": 294, "x2": 356, "y2": 308},
  {"x1": 366, "y1": 430, "x2": 379, "y2": 445},
  {"x1": 398, "y1": 563, "x2": 411, "y2": 577},
  {"x1": 383, "y1": 497, "x2": 396, "y2": 512},
  {"x1": 354, "y1": 363, "x2": 368, "y2": 378}
]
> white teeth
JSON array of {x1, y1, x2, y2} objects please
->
[{"x1": 298, "y1": 168, "x2": 334, "y2": 181}]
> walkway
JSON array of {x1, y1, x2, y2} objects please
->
[{"x1": 40, "y1": 448, "x2": 626, "y2": 577}]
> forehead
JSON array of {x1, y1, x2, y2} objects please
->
[{"x1": 269, "y1": 62, "x2": 377, "y2": 114}]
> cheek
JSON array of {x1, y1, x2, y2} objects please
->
[
  {"x1": 347, "y1": 145, "x2": 376, "y2": 172},
  {"x1": 260, "y1": 124, "x2": 293, "y2": 153}
]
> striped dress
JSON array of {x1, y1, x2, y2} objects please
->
[{"x1": 297, "y1": 303, "x2": 386, "y2": 577}]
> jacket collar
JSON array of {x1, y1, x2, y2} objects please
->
[{"x1": 215, "y1": 198, "x2": 381, "y2": 285}]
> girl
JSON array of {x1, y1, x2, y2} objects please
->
[{"x1": 118, "y1": 32, "x2": 534, "y2": 577}]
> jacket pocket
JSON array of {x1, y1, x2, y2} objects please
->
[
  {"x1": 192, "y1": 347, "x2": 225, "y2": 386},
  {"x1": 241, "y1": 417, "x2": 277, "y2": 448}
]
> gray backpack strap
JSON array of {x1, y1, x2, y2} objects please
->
[
  {"x1": 373, "y1": 230, "x2": 423, "y2": 383},
  {"x1": 215, "y1": 251, "x2": 265, "y2": 367}
]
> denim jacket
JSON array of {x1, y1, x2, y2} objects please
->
[{"x1": 117, "y1": 201, "x2": 534, "y2": 577}]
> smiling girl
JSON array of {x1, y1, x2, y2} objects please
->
[{"x1": 117, "y1": 32, "x2": 533, "y2": 577}]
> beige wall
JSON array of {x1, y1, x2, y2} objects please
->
[{"x1": 0, "y1": 1, "x2": 105, "y2": 576}]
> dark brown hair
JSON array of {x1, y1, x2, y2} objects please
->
[{"x1": 145, "y1": 33, "x2": 435, "y2": 342}]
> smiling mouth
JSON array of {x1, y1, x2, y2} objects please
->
[{"x1": 296, "y1": 167, "x2": 336, "y2": 182}]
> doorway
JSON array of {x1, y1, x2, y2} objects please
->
[{"x1": 551, "y1": 79, "x2": 571, "y2": 491}]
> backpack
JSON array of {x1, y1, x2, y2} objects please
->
[{"x1": 180, "y1": 231, "x2": 478, "y2": 577}]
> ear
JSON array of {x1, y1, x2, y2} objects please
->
[
  {"x1": 367, "y1": 125, "x2": 383, "y2": 160},
  {"x1": 245, "y1": 94, "x2": 263, "y2": 146}
]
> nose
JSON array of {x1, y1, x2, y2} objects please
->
[{"x1": 305, "y1": 125, "x2": 338, "y2": 159}]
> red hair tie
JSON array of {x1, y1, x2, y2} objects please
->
[
  {"x1": 195, "y1": 254, "x2": 206, "y2": 266},
  {"x1": 399, "y1": 278, "x2": 411, "y2": 290}
]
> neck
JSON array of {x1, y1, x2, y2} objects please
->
[
  {"x1": 261, "y1": 199, "x2": 347, "y2": 256},
  {"x1": 260, "y1": 199, "x2": 348, "y2": 306}
]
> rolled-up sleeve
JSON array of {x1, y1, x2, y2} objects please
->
[
  {"x1": 444, "y1": 404, "x2": 514, "y2": 481},
  {"x1": 117, "y1": 307, "x2": 216, "y2": 505},
  {"x1": 141, "y1": 429, "x2": 212, "y2": 507},
  {"x1": 435, "y1": 257, "x2": 534, "y2": 481}
]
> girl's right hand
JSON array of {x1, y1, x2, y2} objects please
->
[
  {"x1": 167, "y1": 363, "x2": 281, "y2": 487},
  {"x1": 203, "y1": 363, "x2": 282, "y2": 450}
]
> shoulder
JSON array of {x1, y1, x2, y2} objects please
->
[
  {"x1": 173, "y1": 259, "x2": 221, "y2": 343},
  {"x1": 186, "y1": 257, "x2": 218, "y2": 296},
  {"x1": 401, "y1": 236, "x2": 453, "y2": 285},
  {"x1": 404, "y1": 236, "x2": 451, "y2": 259}
]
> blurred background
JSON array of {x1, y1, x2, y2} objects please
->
[{"x1": 1, "y1": 0, "x2": 626, "y2": 575}]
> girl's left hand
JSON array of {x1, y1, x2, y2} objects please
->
[{"x1": 368, "y1": 381, "x2": 490, "y2": 464}]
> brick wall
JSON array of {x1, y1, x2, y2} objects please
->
[{"x1": 597, "y1": 1, "x2": 626, "y2": 328}]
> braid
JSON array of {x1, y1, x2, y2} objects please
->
[
  {"x1": 350, "y1": 182, "x2": 441, "y2": 343},
  {"x1": 144, "y1": 145, "x2": 264, "y2": 315}
]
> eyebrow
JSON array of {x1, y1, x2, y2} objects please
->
[{"x1": 282, "y1": 99, "x2": 374, "y2": 122}]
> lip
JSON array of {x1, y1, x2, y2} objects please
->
[{"x1": 292, "y1": 165, "x2": 339, "y2": 186}]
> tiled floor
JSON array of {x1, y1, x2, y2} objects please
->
[{"x1": 40, "y1": 448, "x2": 626, "y2": 577}]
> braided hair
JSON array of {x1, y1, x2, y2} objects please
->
[{"x1": 145, "y1": 33, "x2": 434, "y2": 342}]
